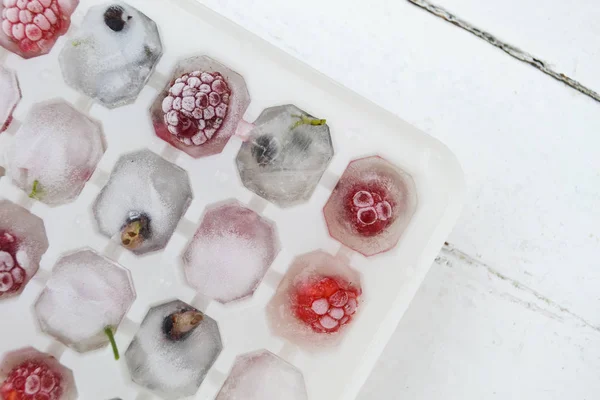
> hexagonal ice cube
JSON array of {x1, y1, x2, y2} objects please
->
[
  {"x1": 34, "y1": 249, "x2": 135, "y2": 353},
  {"x1": 236, "y1": 105, "x2": 333, "y2": 207},
  {"x1": 266, "y1": 251, "x2": 362, "y2": 348},
  {"x1": 182, "y1": 201, "x2": 280, "y2": 303},
  {"x1": 60, "y1": 2, "x2": 162, "y2": 108},
  {"x1": 93, "y1": 149, "x2": 192, "y2": 255},
  {"x1": 125, "y1": 299, "x2": 223, "y2": 399},
  {"x1": 0, "y1": 200, "x2": 48, "y2": 299},
  {"x1": 150, "y1": 55, "x2": 250, "y2": 158},
  {"x1": 323, "y1": 156, "x2": 417, "y2": 256},
  {"x1": 0, "y1": 66, "x2": 20, "y2": 132},
  {"x1": 216, "y1": 350, "x2": 308, "y2": 400},
  {"x1": 0, "y1": 347, "x2": 77, "y2": 400},
  {"x1": 5, "y1": 99, "x2": 105, "y2": 205},
  {"x1": 0, "y1": 0, "x2": 79, "y2": 59}
]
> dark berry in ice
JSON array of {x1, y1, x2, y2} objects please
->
[
  {"x1": 344, "y1": 184, "x2": 394, "y2": 236},
  {"x1": 0, "y1": 360, "x2": 63, "y2": 400},
  {"x1": 162, "y1": 309, "x2": 204, "y2": 341},
  {"x1": 120, "y1": 211, "x2": 151, "y2": 250},
  {"x1": 292, "y1": 276, "x2": 360, "y2": 333},
  {"x1": 251, "y1": 135, "x2": 279, "y2": 166},
  {"x1": 162, "y1": 71, "x2": 232, "y2": 146},
  {"x1": 0, "y1": 231, "x2": 26, "y2": 297},
  {"x1": 103, "y1": 5, "x2": 128, "y2": 32}
]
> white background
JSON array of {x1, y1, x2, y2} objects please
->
[{"x1": 196, "y1": 0, "x2": 600, "y2": 398}]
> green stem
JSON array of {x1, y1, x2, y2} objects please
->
[
  {"x1": 290, "y1": 114, "x2": 327, "y2": 130},
  {"x1": 29, "y1": 180, "x2": 41, "y2": 200},
  {"x1": 104, "y1": 326, "x2": 120, "y2": 360}
]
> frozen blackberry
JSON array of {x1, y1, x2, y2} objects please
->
[
  {"x1": 103, "y1": 5, "x2": 129, "y2": 32},
  {"x1": 162, "y1": 309, "x2": 203, "y2": 341}
]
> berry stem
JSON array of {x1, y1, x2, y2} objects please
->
[
  {"x1": 29, "y1": 180, "x2": 42, "y2": 200},
  {"x1": 104, "y1": 326, "x2": 120, "y2": 360},
  {"x1": 290, "y1": 114, "x2": 326, "y2": 130}
]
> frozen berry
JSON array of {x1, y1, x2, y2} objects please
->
[
  {"x1": 1, "y1": 0, "x2": 66, "y2": 55},
  {"x1": 120, "y1": 211, "x2": 151, "y2": 251},
  {"x1": 251, "y1": 135, "x2": 279, "y2": 166},
  {"x1": 162, "y1": 308, "x2": 204, "y2": 341},
  {"x1": 162, "y1": 71, "x2": 231, "y2": 146},
  {"x1": 0, "y1": 231, "x2": 26, "y2": 297},
  {"x1": 0, "y1": 360, "x2": 63, "y2": 400},
  {"x1": 345, "y1": 185, "x2": 394, "y2": 236},
  {"x1": 292, "y1": 276, "x2": 360, "y2": 333},
  {"x1": 103, "y1": 5, "x2": 129, "y2": 32}
]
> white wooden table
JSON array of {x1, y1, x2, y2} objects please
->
[{"x1": 198, "y1": 0, "x2": 600, "y2": 398}]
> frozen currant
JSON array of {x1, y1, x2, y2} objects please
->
[
  {"x1": 0, "y1": 0, "x2": 76, "y2": 58},
  {"x1": 0, "y1": 231, "x2": 26, "y2": 297},
  {"x1": 0, "y1": 360, "x2": 63, "y2": 400},
  {"x1": 345, "y1": 185, "x2": 394, "y2": 236},
  {"x1": 162, "y1": 309, "x2": 203, "y2": 341},
  {"x1": 292, "y1": 276, "x2": 360, "y2": 333},
  {"x1": 120, "y1": 212, "x2": 151, "y2": 251},
  {"x1": 103, "y1": 5, "x2": 127, "y2": 32},
  {"x1": 162, "y1": 70, "x2": 232, "y2": 146},
  {"x1": 251, "y1": 135, "x2": 279, "y2": 166}
]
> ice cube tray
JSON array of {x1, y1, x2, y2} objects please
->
[{"x1": 0, "y1": 0, "x2": 465, "y2": 399}]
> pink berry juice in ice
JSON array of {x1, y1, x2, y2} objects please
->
[
  {"x1": 323, "y1": 156, "x2": 418, "y2": 257},
  {"x1": 0, "y1": 66, "x2": 20, "y2": 133}
]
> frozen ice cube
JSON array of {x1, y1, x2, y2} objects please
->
[
  {"x1": 266, "y1": 251, "x2": 362, "y2": 348},
  {"x1": 323, "y1": 156, "x2": 417, "y2": 256},
  {"x1": 0, "y1": 66, "x2": 20, "y2": 132},
  {"x1": 34, "y1": 249, "x2": 135, "y2": 353},
  {"x1": 0, "y1": 347, "x2": 77, "y2": 400},
  {"x1": 0, "y1": 0, "x2": 79, "y2": 59},
  {"x1": 150, "y1": 55, "x2": 250, "y2": 158},
  {"x1": 236, "y1": 105, "x2": 334, "y2": 207},
  {"x1": 125, "y1": 299, "x2": 223, "y2": 399},
  {"x1": 5, "y1": 100, "x2": 105, "y2": 205},
  {"x1": 182, "y1": 201, "x2": 280, "y2": 303},
  {"x1": 216, "y1": 350, "x2": 307, "y2": 400},
  {"x1": 60, "y1": 2, "x2": 162, "y2": 108},
  {"x1": 0, "y1": 200, "x2": 48, "y2": 299},
  {"x1": 93, "y1": 149, "x2": 192, "y2": 254}
]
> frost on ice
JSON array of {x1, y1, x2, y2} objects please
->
[
  {"x1": 236, "y1": 104, "x2": 334, "y2": 207},
  {"x1": 150, "y1": 55, "x2": 250, "y2": 158},
  {"x1": 5, "y1": 100, "x2": 105, "y2": 205},
  {"x1": 60, "y1": 2, "x2": 162, "y2": 108},
  {"x1": 183, "y1": 201, "x2": 280, "y2": 303},
  {"x1": 125, "y1": 299, "x2": 222, "y2": 399},
  {"x1": 216, "y1": 350, "x2": 308, "y2": 400},
  {"x1": 0, "y1": 200, "x2": 48, "y2": 299},
  {"x1": 323, "y1": 156, "x2": 417, "y2": 256},
  {"x1": 93, "y1": 149, "x2": 192, "y2": 255},
  {"x1": 34, "y1": 249, "x2": 135, "y2": 352},
  {"x1": 0, "y1": 66, "x2": 20, "y2": 132}
]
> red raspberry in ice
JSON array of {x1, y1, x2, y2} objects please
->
[
  {"x1": 1, "y1": 0, "x2": 65, "y2": 55},
  {"x1": 0, "y1": 360, "x2": 63, "y2": 400},
  {"x1": 162, "y1": 71, "x2": 231, "y2": 147},
  {"x1": 0, "y1": 231, "x2": 26, "y2": 297},
  {"x1": 344, "y1": 184, "x2": 394, "y2": 237},
  {"x1": 292, "y1": 276, "x2": 361, "y2": 333}
]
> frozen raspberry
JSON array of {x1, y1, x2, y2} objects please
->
[
  {"x1": 1, "y1": 0, "x2": 66, "y2": 56},
  {"x1": 292, "y1": 276, "x2": 361, "y2": 333},
  {"x1": 0, "y1": 231, "x2": 26, "y2": 297},
  {"x1": 162, "y1": 71, "x2": 231, "y2": 146},
  {"x1": 0, "y1": 360, "x2": 63, "y2": 400},
  {"x1": 345, "y1": 185, "x2": 394, "y2": 237}
]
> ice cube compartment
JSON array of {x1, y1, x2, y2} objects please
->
[{"x1": 0, "y1": 0, "x2": 465, "y2": 399}]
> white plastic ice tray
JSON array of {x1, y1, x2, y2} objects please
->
[{"x1": 0, "y1": 0, "x2": 465, "y2": 398}]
